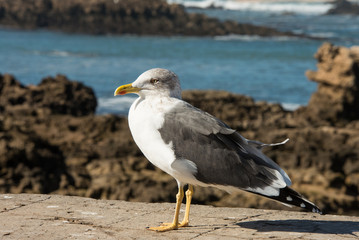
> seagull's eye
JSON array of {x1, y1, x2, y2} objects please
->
[{"x1": 150, "y1": 78, "x2": 159, "y2": 84}]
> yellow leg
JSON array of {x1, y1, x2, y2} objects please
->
[
  {"x1": 179, "y1": 185, "x2": 193, "y2": 227},
  {"x1": 148, "y1": 186, "x2": 184, "y2": 232}
]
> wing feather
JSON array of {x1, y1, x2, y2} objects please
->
[{"x1": 159, "y1": 102, "x2": 291, "y2": 195}]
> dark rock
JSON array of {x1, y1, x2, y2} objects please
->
[
  {"x1": 0, "y1": 74, "x2": 97, "y2": 116},
  {"x1": 0, "y1": 0, "x2": 293, "y2": 37},
  {"x1": 36, "y1": 75, "x2": 97, "y2": 116},
  {"x1": 0, "y1": 118, "x2": 68, "y2": 194},
  {"x1": 304, "y1": 42, "x2": 359, "y2": 124},
  {"x1": 327, "y1": 0, "x2": 359, "y2": 15},
  {"x1": 0, "y1": 74, "x2": 27, "y2": 107}
]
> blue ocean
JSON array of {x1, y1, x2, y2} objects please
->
[{"x1": 1, "y1": 0, "x2": 359, "y2": 115}]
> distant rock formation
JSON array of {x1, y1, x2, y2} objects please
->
[
  {"x1": 0, "y1": 0, "x2": 292, "y2": 36},
  {"x1": 0, "y1": 74, "x2": 96, "y2": 116},
  {"x1": 1, "y1": 43, "x2": 359, "y2": 215},
  {"x1": 327, "y1": 0, "x2": 359, "y2": 15},
  {"x1": 305, "y1": 42, "x2": 359, "y2": 124}
]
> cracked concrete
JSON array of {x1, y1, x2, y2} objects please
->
[
  {"x1": 0, "y1": 195, "x2": 50, "y2": 213},
  {"x1": 0, "y1": 194, "x2": 358, "y2": 239}
]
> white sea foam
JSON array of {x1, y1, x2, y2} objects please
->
[
  {"x1": 215, "y1": 34, "x2": 262, "y2": 41},
  {"x1": 97, "y1": 96, "x2": 136, "y2": 115},
  {"x1": 309, "y1": 32, "x2": 336, "y2": 38},
  {"x1": 52, "y1": 50, "x2": 71, "y2": 57},
  {"x1": 168, "y1": 0, "x2": 333, "y2": 15},
  {"x1": 281, "y1": 102, "x2": 301, "y2": 111},
  {"x1": 32, "y1": 50, "x2": 96, "y2": 58},
  {"x1": 214, "y1": 34, "x2": 298, "y2": 41}
]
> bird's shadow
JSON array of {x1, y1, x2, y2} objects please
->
[{"x1": 236, "y1": 219, "x2": 359, "y2": 236}]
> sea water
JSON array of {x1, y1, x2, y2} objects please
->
[{"x1": 0, "y1": 0, "x2": 358, "y2": 115}]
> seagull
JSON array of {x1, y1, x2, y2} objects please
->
[{"x1": 114, "y1": 68, "x2": 322, "y2": 232}]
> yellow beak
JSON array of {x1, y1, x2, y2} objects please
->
[{"x1": 114, "y1": 83, "x2": 140, "y2": 96}]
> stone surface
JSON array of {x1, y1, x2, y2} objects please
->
[{"x1": 0, "y1": 194, "x2": 358, "y2": 240}]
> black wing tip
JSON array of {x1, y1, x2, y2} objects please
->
[
  {"x1": 310, "y1": 205, "x2": 324, "y2": 215},
  {"x1": 281, "y1": 187, "x2": 323, "y2": 215},
  {"x1": 250, "y1": 186, "x2": 324, "y2": 215}
]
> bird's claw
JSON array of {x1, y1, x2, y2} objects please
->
[
  {"x1": 148, "y1": 223, "x2": 178, "y2": 232},
  {"x1": 159, "y1": 221, "x2": 188, "y2": 227}
]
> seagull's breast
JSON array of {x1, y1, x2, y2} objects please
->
[{"x1": 128, "y1": 97, "x2": 177, "y2": 176}]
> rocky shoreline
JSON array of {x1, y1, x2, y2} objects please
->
[
  {"x1": 1, "y1": 43, "x2": 359, "y2": 215},
  {"x1": 0, "y1": 0, "x2": 295, "y2": 37}
]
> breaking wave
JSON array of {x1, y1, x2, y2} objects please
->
[
  {"x1": 168, "y1": 0, "x2": 333, "y2": 15},
  {"x1": 214, "y1": 34, "x2": 298, "y2": 41},
  {"x1": 97, "y1": 96, "x2": 136, "y2": 115}
]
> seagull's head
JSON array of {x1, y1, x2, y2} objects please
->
[{"x1": 114, "y1": 68, "x2": 182, "y2": 99}]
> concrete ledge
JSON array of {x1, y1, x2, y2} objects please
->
[{"x1": 0, "y1": 194, "x2": 358, "y2": 239}]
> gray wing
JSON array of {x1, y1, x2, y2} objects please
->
[{"x1": 159, "y1": 101, "x2": 291, "y2": 195}]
